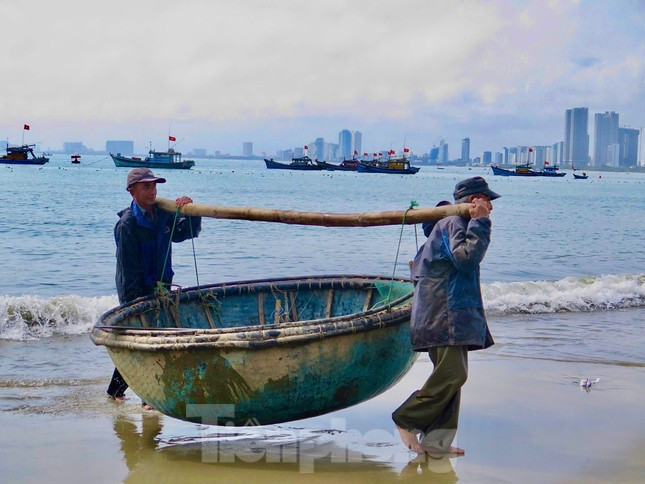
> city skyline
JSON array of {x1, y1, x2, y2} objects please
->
[{"x1": 0, "y1": 1, "x2": 642, "y2": 159}]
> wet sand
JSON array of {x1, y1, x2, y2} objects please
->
[{"x1": 1, "y1": 343, "x2": 644, "y2": 483}]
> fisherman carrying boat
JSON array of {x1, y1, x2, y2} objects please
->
[
  {"x1": 106, "y1": 167, "x2": 202, "y2": 405},
  {"x1": 392, "y1": 176, "x2": 499, "y2": 455}
]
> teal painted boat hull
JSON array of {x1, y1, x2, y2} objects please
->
[{"x1": 91, "y1": 275, "x2": 417, "y2": 426}]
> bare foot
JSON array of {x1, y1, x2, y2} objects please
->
[
  {"x1": 142, "y1": 403, "x2": 154, "y2": 411},
  {"x1": 109, "y1": 395, "x2": 127, "y2": 403},
  {"x1": 422, "y1": 444, "x2": 465, "y2": 455},
  {"x1": 396, "y1": 425, "x2": 423, "y2": 452}
]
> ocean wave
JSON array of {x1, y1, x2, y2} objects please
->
[
  {"x1": 483, "y1": 273, "x2": 645, "y2": 315},
  {"x1": 0, "y1": 294, "x2": 117, "y2": 341},
  {"x1": 1, "y1": 273, "x2": 643, "y2": 340}
]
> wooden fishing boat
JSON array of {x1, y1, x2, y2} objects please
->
[
  {"x1": 0, "y1": 144, "x2": 49, "y2": 165},
  {"x1": 264, "y1": 156, "x2": 324, "y2": 171},
  {"x1": 316, "y1": 157, "x2": 359, "y2": 171},
  {"x1": 541, "y1": 165, "x2": 566, "y2": 177},
  {"x1": 111, "y1": 149, "x2": 195, "y2": 170},
  {"x1": 491, "y1": 163, "x2": 542, "y2": 177},
  {"x1": 573, "y1": 172, "x2": 588, "y2": 179},
  {"x1": 91, "y1": 275, "x2": 416, "y2": 426},
  {"x1": 357, "y1": 157, "x2": 420, "y2": 175}
]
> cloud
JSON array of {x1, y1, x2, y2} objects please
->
[{"x1": 0, "y1": 0, "x2": 642, "y2": 154}]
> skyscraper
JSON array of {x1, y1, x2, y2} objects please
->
[
  {"x1": 618, "y1": 128, "x2": 639, "y2": 167},
  {"x1": 106, "y1": 140, "x2": 134, "y2": 156},
  {"x1": 461, "y1": 137, "x2": 470, "y2": 162},
  {"x1": 243, "y1": 142, "x2": 253, "y2": 157},
  {"x1": 438, "y1": 141, "x2": 449, "y2": 163},
  {"x1": 593, "y1": 111, "x2": 619, "y2": 166},
  {"x1": 352, "y1": 131, "x2": 362, "y2": 156},
  {"x1": 314, "y1": 138, "x2": 325, "y2": 160},
  {"x1": 338, "y1": 129, "x2": 352, "y2": 159},
  {"x1": 482, "y1": 151, "x2": 491, "y2": 165},
  {"x1": 564, "y1": 108, "x2": 589, "y2": 167}
]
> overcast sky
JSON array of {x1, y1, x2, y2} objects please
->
[{"x1": 0, "y1": 0, "x2": 643, "y2": 156}]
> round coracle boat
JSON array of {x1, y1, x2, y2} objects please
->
[{"x1": 91, "y1": 275, "x2": 416, "y2": 426}]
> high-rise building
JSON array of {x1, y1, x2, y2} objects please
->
[
  {"x1": 106, "y1": 140, "x2": 134, "y2": 156},
  {"x1": 63, "y1": 141, "x2": 89, "y2": 154},
  {"x1": 313, "y1": 138, "x2": 325, "y2": 160},
  {"x1": 494, "y1": 152, "x2": 503, "y2": 165},
  {"x1": 564, "y1": 107, "x2": 589, "y2": 167},
  {"x1": 438, "y1": 141, "x2": 449, "y2": 163},
  {"x1": 482, "y1": 151, "x2": 492, "y2": 165},
  {"x1": 338, "y1": 130, "x2": 352, "y2": 159},
  {"x1": 243, "y1": 142, "x2": 253, "y2": 157},
  {"x1": 618, "y1": 127, "x2": 639, "y2": 167},
  {"x1": 502, "y1": 147, "x2": 509, "y2": 165},
  {"x1": 461, "y1": 138, "x2": 470, "y2": 162},
  {"x1": 428, "y1": 147, "x2": 439, "y2": 163},
  {"x1": 352, "y1": 131, "x2": 362, "y2": 156},
  {"x1": 593, "y1": 111, "x2": 619, "y2": 166}
]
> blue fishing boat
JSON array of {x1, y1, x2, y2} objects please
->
[
  {"x1": 573, "y1": 172, "x2": 588, "y2": 180},
  {"x1": 316, "y1": 157, "x2": 359, "y2": 171},
  {"x1": 541, "y1": 164, "x2": 566, "y2": 177},
  {"x1": 491, "y1": 163, "x2": 542, "y2": 176},
  {"x1": 264, "y1": 156, "x2": 324, "y2": 170},
  {"x1": 0, "y1": 144, "x2": 49, "y2": 165},
  {"x1": 357, "y1": 157, "x2": 420, "y2": 175},
  {"x1": 91, "y1": 275, "x2": 416, "y2": 426},
  {"x1": 111, "y1": 149, "x2": 195, "y2": 170}
]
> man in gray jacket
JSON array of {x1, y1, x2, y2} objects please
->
[{"x1": 392, "y1": 176, "x2": 500, "y2": 455}]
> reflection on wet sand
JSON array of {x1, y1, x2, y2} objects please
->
[{"x1": 112, "y1": 413, "x2": 457, "y2": 482}]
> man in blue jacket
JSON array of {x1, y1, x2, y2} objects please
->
[
  {"x1": 107, "y1": 167, "x2": 202, "y2": 402},
  {"x1": 392, "y1": 176, "x2": 499, "y2": 455}
]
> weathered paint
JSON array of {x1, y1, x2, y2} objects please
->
[{"x1": 93, "y1": 275, "x2": 417, "y2": 426}]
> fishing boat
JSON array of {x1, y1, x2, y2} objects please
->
[
  {"x1": 0, "y1": 144, "x2": 49, "y2": 165},
  {"x1": 264, "y1": 156, "x2": 324, "y2": 171},
  {"x1": 316, "y1": 157, "x2": 359, "y2": 171},
  {"x1": 540, "y1": 164, "x2": 566, "y2": 177},
  {"x1": 573, "y1": 172, "x2": 588, "y2": 180},
  {"x1": 357, "y1": 157, "x2": 420, "y2": 175},
  {"x1": 71, "y1": 155, "x2": 81, "y2": 164},
  {"x1": 111, "y1": 149, "x2": 195, "y2": 170},
  {"x1": 491, "y1": 163, "x2": 542, "y2": 177},
  {"x1": 91, "y1": 275, "x2": 416, "y2": 425}
]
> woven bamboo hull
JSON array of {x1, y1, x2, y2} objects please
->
[{"x1": 91, "y1": 275, "x2": 416, "y2": 426}]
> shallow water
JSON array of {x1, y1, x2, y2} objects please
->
[{"x1": 1, "y1": 157, "x2": 644, "y2": 481}]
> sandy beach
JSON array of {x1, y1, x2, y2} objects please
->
[{"x1": 2, "y1": 315, "x2": 643, "y2": 483}]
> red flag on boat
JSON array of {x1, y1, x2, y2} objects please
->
[
  {"x1": 544, "y1": 161, "x2": 549, "y2": 165},
  {"x1": 169, "y1": 136, "x2": 176, "y2": 142},
  {"x1": 363, "y1": 152, "x2": 368, "y2": 156},
  {"x1": 23, "y1": 124, "x2": 30, "y2": 130},
  {"x1": 389, "y1": 150, "x2": 395, "y2": 155},
  {"x1": 379, "y1": 152, "x2": 383, "y2": 156},
  {"x1": 403, "y1": 148, "x2": 410, "y2": 153},
  {"x1": 373, "y1": 153, "x2": 377, "y2": 156},
  {"x1": 354, "y1": 150, "x2": 358, "y2": 155},
  {"x1": 528, "y1": 148, "x2": 533, "y2": 153},
  {"x1": 304, "y1": 145, "x2": 308, "y2": 149}
]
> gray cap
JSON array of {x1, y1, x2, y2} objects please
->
[
  {"x1": 453, "y1": 176, "x2": 500, "y2": 201},
  {"x1": 126, "y1": 168, "x2": 166, "y2": 190}
]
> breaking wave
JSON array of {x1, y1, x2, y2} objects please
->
[
  {"x1": 0, "y1": 273, "x2": 643, "y2": 340},
  {"x1": 483, "y1": 273, "x2": 645, "y2": 315}
]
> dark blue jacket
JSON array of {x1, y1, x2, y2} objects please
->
[
  {"x1": 114, "y1": 201, "x2": 201, "y2": 304},
  {"x1": 409, "y1": 215, "x2": 494, "y2": 351}
]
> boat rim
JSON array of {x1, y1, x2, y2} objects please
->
[{"x1": 91, "y1": 274, "x2": 414, "y2": 351}]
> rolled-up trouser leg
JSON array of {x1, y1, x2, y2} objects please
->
[{"x1": 392, "y1": 346, "x2": 468, "y2": 447}]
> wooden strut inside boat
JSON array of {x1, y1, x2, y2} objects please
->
[{"x1": 156, "y1": 198, "x2": 470, "y2": 227}]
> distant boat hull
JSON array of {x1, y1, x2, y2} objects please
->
[
  {"x1": 0, "y1": 158, "x2": 48, "y2": 165},
  {"x1": 264, "y1": 158, "x2": 324, "y2": 170},
  {"x1": 0, "y1": 144, "x2": 49, "y2": 165},
  {"x1": 573, "y1": 173, "x2": 588, "y2": 179},
  {"x1": 316, "y1": 160, "x2": 358, "y2": 171},
  {"x1": 111, "y1": 153, "x2": 194, "y2": 170},
  {"x1": 491, "y1": 165, "x2": 541, "y2": 176},
  {"x1": 357, "y1": 162, "x2": 420, "y2": 175}
]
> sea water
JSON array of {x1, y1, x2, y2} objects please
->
[{"x1": 0, "y1": 156, "x2": 644, "y2": 479}]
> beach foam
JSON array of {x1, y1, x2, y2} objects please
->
[{"x1": 1, "y1": 273, "x2": 643, "y2": 340}]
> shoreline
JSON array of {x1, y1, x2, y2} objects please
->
[{"x1": 1, "y1": 337, "x2": 643, "y2": 483}]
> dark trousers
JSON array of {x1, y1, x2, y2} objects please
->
[
  {"x1": 107, "y1": 367, "x2": 129, "y2": 398},
  {"x1": 392, "y1": 346, "x2": 468, "y2": 448}
]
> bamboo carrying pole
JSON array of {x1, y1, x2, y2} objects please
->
[{"x1": 157, "y1": 198, "x2": 470, "y2": 227}]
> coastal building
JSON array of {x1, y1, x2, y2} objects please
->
[
  {"x1": 503, "y1": 147, "x2": 509, "y2": 165},
  {"x1": 438, "y1": 141, "x2": 449, "y2": 163},
  {"x1": 243, "y1": 142, "x2": 253, "y2": 157},
  {"x1": 428, "y1": 146, "x2": 439, "y2": 163},
  {"x1": 338, "y1": 130, "x2": 352, "y2": 159},
  {"x1": 352, "y1": 131, "x2": 362, "y2": 156},
  {"x1": 618, "y1": 127, "x2": 639, "y2": 167},
  {"x1": 106, "y1": 140, "x2": 133, "y2": 156},
  {"x1": 564, "y1": 107, "x2": 590, "y2": 167},
  {"x1": 482, "y1": 151, "x2": 492, "y2": 166},
  {"x1": 63, "y1": 141, "x2": 90, "y2": 154},
  {"x1": 593, "y1": 111, "x2": 619, "y2": 166},
  {"x1": 461, "y1": 137, "x2": 470, "y2": 162},
  {"x1": 192, "y1": 148, "x2": 207, "y2": 157},
  {"x1": 313, "y1": 138, "x2": 325, "y2": 160},
  {"x1": 494, "y1": 152, "x2": 503, "y2": 165},
  {"x1": 293, "y1": 147, "x2": 304, "y2": 158}
]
